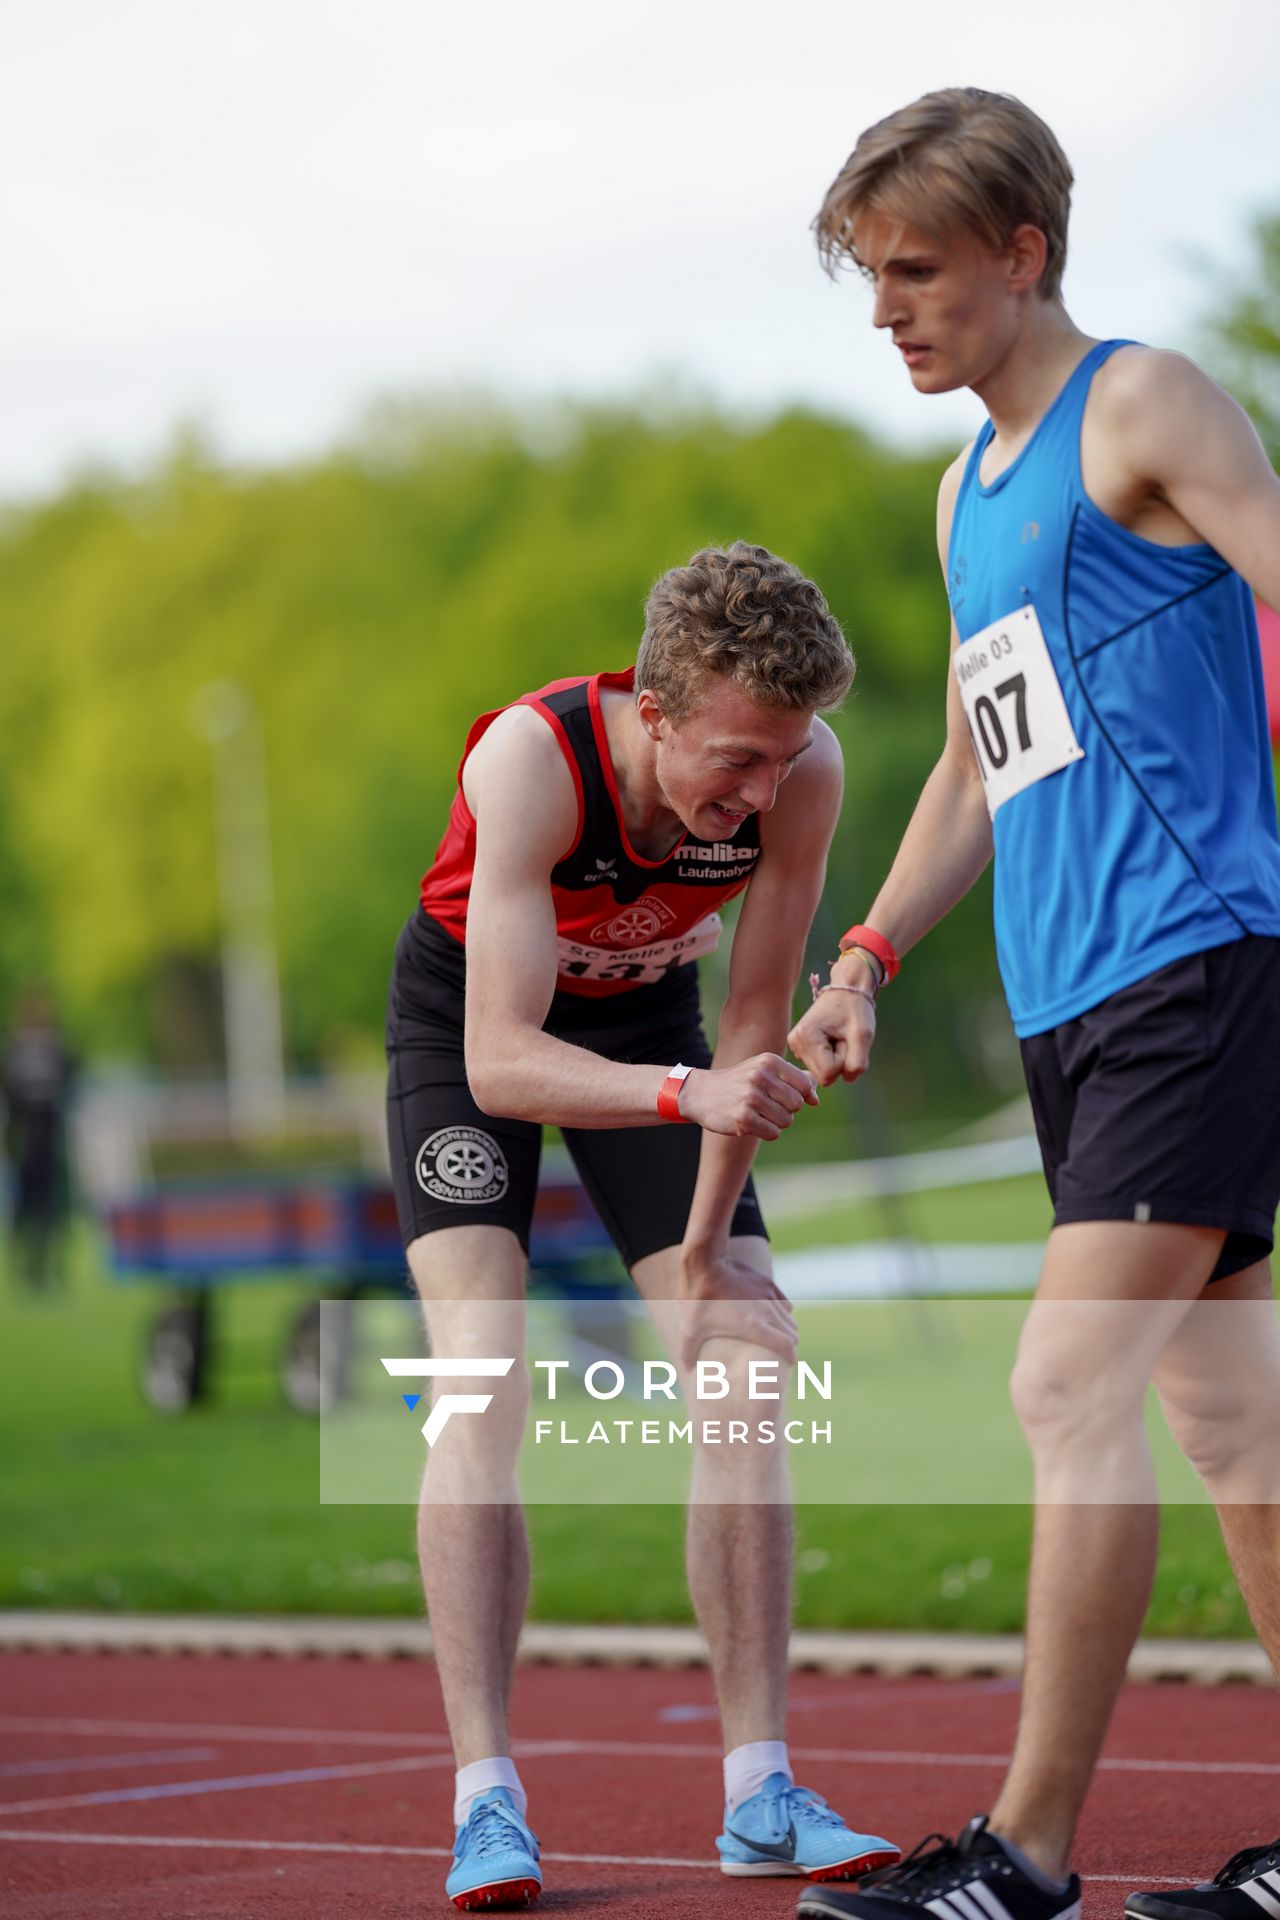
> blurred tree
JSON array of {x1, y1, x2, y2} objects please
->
[
  {"x1": 0, "y1": 397, "x2": 1010, "y2": 1132},
  {"x1": 1203, "y1": 211, "x2": 1280, "y2": 465},
  {"x1": 0, "y1": 777, "x2": 46, "y2": 1021}
]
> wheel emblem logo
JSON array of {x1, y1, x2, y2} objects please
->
[
  {"x1": 438, "y1": 1140, "x2": 495, "y2": 1187},
  {"x1": 590, "y1": 893, "x2": 677, "y2": 947},
  {"x1": 609, "y1": 906, "x2": 661, "y2": 943},
  {"x1": 416, "y1": 1127, "x2": 509, "y2": 1205}
]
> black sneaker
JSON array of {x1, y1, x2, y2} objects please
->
[
  {"x1": 797, "y1": 1816, "x2": 1081, "y2": 1920},
  {"x1": 1126, "y1": 1839, "x2": 1280, "y2": 1920}
]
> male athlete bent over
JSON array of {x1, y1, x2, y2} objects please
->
[
  {"x1": 386, "y1": 542, "x2": 899, "y2": 1910},
  {"x1": 789, "y1": 89, "x2": 1280, "y2": 1920}
]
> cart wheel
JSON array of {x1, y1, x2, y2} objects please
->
[
  {"x1": 142, "y1": 1302, "x2": 209, "y2": 1413},
  {"x1": 282, "y1": 1299, "x2": 351, "y2": 1414}
]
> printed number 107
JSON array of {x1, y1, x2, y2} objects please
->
[{"x1": 972, "y1": 672, "x2": 1029, "y2": 776}]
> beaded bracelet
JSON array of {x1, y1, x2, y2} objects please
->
[{"x1": 808, "y1": 972, "x2": 877, "y2": 1012}]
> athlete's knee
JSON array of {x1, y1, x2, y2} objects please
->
[
  {"x1": 690, "y1": 1343, "x2": 792, "y2": 1425},
  {"x1": 1008, "y1": 1329, "x2": 1147, "y2": 1451},
  {"x1": 422, "y1": 1356, "x2": 531, "y2": 1474},
  {"x1": 403, "y1": 1249, "x2": 530, "y2": 1465}
]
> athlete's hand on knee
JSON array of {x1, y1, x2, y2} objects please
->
[
  {"x1": 681, "y1": 1054, "x2": 818, "y2": 1139},
  {"x1": 677, "y1": 1252, "x2": 798, "y2": 1370},
  {"x1": 787, "y1": 996, "x2": 876, "y2": 1087}
]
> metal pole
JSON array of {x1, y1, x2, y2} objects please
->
[{"x1": 191, "y1": 680, "x2": 286, "y2": 1136}]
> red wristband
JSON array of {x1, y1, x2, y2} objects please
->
[
  {"x1": 657, "y1": 1063, "x2": 693, "y2": 1122},
  {"x1": 838, "y1": 924, "x2": 900, "y2": 984}
]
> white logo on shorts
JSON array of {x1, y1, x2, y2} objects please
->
[{"x1": 415, "y1": 1126, "x2": 509, "y2": 1206}]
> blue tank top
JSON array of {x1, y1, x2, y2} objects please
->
[{"x1": 948, "y1": 337, "x2": 1280, "y2": 1037}]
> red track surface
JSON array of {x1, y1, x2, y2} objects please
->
[{"x1": 0, "y1": 1651, "x2": 1276, "y2": 1918}]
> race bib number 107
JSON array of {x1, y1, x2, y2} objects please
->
[{"x1": 953, "y1": 603, "x2": 1084, "y2": 818}]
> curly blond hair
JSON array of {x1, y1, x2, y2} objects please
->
[{"x1": 636, "y1": 541, "x2": 854, "y2": 725}]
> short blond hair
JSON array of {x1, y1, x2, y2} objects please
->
[
  {"x1": 636, "y1": 541, "x2": 854, "y2": 726},
  {"x1": 815, "y1": 88, "x2": 1073, "y2": 300}
]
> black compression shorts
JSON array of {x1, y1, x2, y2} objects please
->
[
  {"x1": 385, "y1": 910, "x2": 766, "y2": 1269},
  {"x1": 1020, "y1": 936, "x2": 1280, "y2": 1281}
]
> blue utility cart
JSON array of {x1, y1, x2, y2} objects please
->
[{"x1": 105, "y1": 1173, "x2": 625, "y2": 1412}]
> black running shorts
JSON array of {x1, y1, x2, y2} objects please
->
[
  {"x1": 1020, "y1": 936, "x2": 1280, "y2": 1281},
  {"x1": 385, "y1": 910, "x2": 766, "y2": 1267}
]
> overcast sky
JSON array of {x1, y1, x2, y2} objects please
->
[{"x1": 4, "y1": 0, "x2": 1279, "y2": 499}]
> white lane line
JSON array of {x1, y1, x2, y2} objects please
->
[
  {"x1": 0, "y1": 1829, "x2": 1193, "y2": 1882},
  {"x1": 0, "y1": 1751, "x2": 458, "y2": 1818},
  {"x1": 506, "y1": 1740, "x2": 1280, "y2": 1779},
  {"x1": 0, "y1": 1715, "x2": 451, "y2": 1749},
  {"x1": 0, "y1": 1747, "x2": 216, "y2": 1780},
  {"x1": 3, "y1": 1719, "x2": 1277, "y2": 1779},
  {"x1": 0, "y1": 1829, "x2": 705, "y2": 1869},
  {"x1": 0, "y1": 1739, "x2": 583, "y2": 1819}
]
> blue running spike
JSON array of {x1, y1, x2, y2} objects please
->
[
  {"x1": 718, "y1": 1773, "x2": 900, "y2": 1881},
  {"x1": 447, "y1": 1786, "x2": 542, "y2": 1909},
  {"x1": 402, "y1": 1393, "x2": 421, "y2": 1411}
]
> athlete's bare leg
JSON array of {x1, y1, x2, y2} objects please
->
[
  {"x1": 989, "y1": 1221, "x2": 1227, "y2": 1878},
  {"x1": 1152, "y1": 1258, "x2": 1280, "y2": 1675},
  {"x1": 633, "y1": 1234, "x2": 792, "y2": 1753},
  {"x1": 408, "y1": 1225, "x2": 530, "y2": 1769}
]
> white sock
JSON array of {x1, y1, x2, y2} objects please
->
[
  {"x1": 724, "y1": 1740, "x2": 791, "y2": 1813},
  {"x1": 453, "y1": 1757, "x2": 527, "y2": 1827}
]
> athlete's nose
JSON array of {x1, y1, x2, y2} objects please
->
[
  {"x1": 872, "y1": 275, "x2": 903, "y2": 331},
  {"x1": 740, "y1": 770, "x2": 782, "y2": 814}
]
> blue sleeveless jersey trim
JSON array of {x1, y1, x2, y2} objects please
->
[{"x1": 948, "y1": 339, "x2": 1280, "y2": 1037}]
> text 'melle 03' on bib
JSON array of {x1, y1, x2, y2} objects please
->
[
  {"x1": 952, "y1": 604, "x2": 1084, "y2": 818},
  {"x1": 555, "y1": 911, "x2": 723, "y2": 987}
]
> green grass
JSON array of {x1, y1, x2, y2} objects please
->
[
  {"x1": 0, "y1": 1208, "x2": 1251, "y2": 1637},
  {"x1": 769, "y1": 1174, "x2": 1054, "y2": 1253}
]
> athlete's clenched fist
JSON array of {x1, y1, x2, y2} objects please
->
[
  {"x1": 788, "y1": 977, "x2": 877, "y2": 1087},
  {"x1": 679, "y1": 1053, "x2": 819, "y2": 1140}
]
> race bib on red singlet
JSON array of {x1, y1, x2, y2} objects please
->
[
  {"x1": 953, "y1": 604, "x2": 1085, "y2": 817},
  {"x1": 556, "y1": 912, "x2": 722, "y2": 986}
]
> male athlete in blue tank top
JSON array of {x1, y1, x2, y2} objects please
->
[{"x1": 790, "y1": 89, "x2": 1280, "y2": 1920}]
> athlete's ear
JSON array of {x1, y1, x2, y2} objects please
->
[
  {"x1": 1007, "y1": 224, "x2": 1049, "y2": 298},
  {"x1": 635, "y1": 687, "x2": 667, "y2": 742}
]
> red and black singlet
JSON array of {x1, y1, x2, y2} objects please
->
[{"x1": 419, "y1": 670, "x2": 762, "y2": 998}]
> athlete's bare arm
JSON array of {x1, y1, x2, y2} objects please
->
[
  {"x1": 681, "y1": 720, "x2": 838, "y2": 1271},
  {"x1": 463, "y1": 706, "x2": 815, "y2": 1133},
  {"x1": 788, "y1": 448, "x2": 994, "y2": 1087},
  {"x1": 668, "y1": 722, "x2": 837, "y2": 1364},
  {"x1": 1085, "y1": 347, "x2": 1280, "y2": 607}
]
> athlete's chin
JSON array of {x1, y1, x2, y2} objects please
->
[{"x1": 905, "y1": 360, "x2": 964, "y2": 395}]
